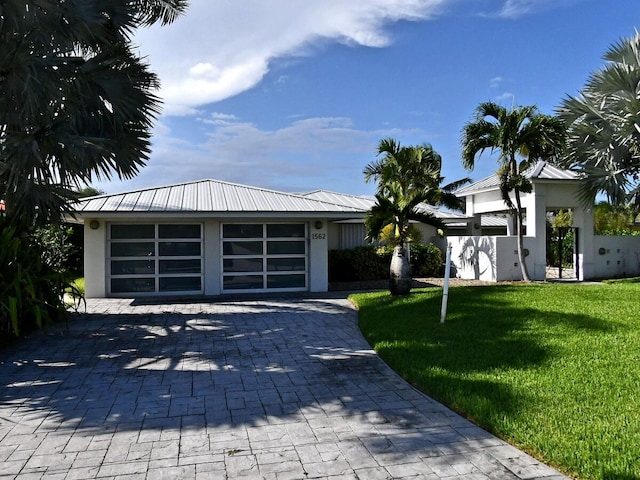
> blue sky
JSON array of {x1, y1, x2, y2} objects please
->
[{"x1": 95, "y1": 0, "x2": 640, "y2": 197}]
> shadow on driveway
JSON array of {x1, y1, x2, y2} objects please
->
[{"x1": 0, "y1": 297, "x2": 568, "y2": 479}]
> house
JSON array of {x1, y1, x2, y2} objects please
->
[
  {"x1": 74, "y1": 179, "x2": 373, "y2": 297},
  {"x1": 74, "y1": 179, "x2": 479, "y2": 298},
  {"x1": 299, "y1": 190, "x2": 473, "y2": 250},
  {"x1": 77, "y1": 161, "x2": 638, "y2": 298}
]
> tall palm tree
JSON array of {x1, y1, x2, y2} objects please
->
[
  {"x1": 364, "y1": 138, "x2": 469, "y2": 296},
  {"x1": 557, "y1": 32, "x2": 640, "y2": 210},
  {"x1": 461, "y1": 102, "x2": 565, "y2": 282},
  {"x1": 0, "y1": 0, "x2": 188, "y2": 229}
]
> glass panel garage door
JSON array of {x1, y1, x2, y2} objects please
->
[
  {"x1": 109, "y1": 223, "x2": 203, "y2": 295},
  {"x1": 221, "y1": 223, "x2": 307, "y2": 292}
]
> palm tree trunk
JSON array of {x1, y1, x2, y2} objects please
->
[
  {"x1": 514, "y1": 187, "x2": 531, "y2": 282},
  {"x1": 389, "y1": 242, "x2": 412, "y2": 295}
]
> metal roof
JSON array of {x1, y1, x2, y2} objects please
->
[
  {"x1": 301, "y1": 190, "x2": 376, "y2": 210},
  {"x1": 74, "y1": 179, "x2": 367, "y2": 215},
  {"x1": 447, "y1": 214, "x2": 510, "y2": 228},
  {"x1": 301, "y1": 190, "x2": 466, "y2": 220},
  {"x1": 455, "y1": 160, "x2": 579, "y2": 196}
]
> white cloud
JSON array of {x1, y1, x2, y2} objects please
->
[
  {"x1": 92, "y1": 115, "x2": 430, "y2": 195},
  {"x1": 495, "y1": 92, "x2": 515, "y2": 103},
  {"x1": 491, "y1": 0, "x2": 584, "y2": 19},
  {"x1": 199, "y1": 112, "x2": 240, "y2": 126},
  {"x1": 134, "y1": 0, "x2": 447, "y2": 116},
  {"x1": 490, "y1": 76, "x2": 503, "y2": 88}
]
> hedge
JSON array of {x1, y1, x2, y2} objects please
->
[{"x1": 328, "y1": 243, "x2": 443, "y2": 282}]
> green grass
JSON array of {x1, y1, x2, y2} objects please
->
[
  {"x1": 351, "y1": 283, "x2": 640, "y2": 480},
  {"x1": 603, "y1": 276, "x2": 640, "y2": 284}
]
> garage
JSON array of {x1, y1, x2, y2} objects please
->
[
  {"x1": 108, "y1": 223, "x2": 203, "y2": 295},
  {"x1": 221, "y1": 223, "x2": 307, "y2": 292},
  {"x1": 75, "y1": 179, "x2": 365, "y2": 298}
]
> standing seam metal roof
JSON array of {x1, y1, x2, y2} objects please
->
[
  {"x1": 74, "y1": 179, "x2": 367, "y2": 214},
  {"x1": 302, "y1": 190, "x2": 468, "y2": 220},
  {"x1": 455, "y1": 160, "x2": 579, "y2": 196}
]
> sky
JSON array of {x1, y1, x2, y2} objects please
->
[{"x1": 94, "y1": 0, "x2": 640, "y2": 197}]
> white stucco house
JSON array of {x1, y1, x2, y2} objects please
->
[
  {"x1": 74, "y1": 178, "x2": 475, "y2": 298},
  {"x1": 75, "y1": 179, "x2": 369, "y2": 298},
  {"x1": 73, "y1": 162, "x2": 640, "y2": 298}
]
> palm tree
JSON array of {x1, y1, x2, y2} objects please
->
[
  {"x1": 461, "y1": 102, "x2": 565, "y2": 282},
  {"x1": 557, "y1": 32, "x2": 640, "y2": 211},
  {"x1": 0, "y1": 0, "x2": 188, "y2": 229},
  {"x1": 364, "y1": 138, "x2": 469, "y2": 296}
]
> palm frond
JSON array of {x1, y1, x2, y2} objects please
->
[
  {"x1": 363, "y1": 138, "x2": 469, "y2": 243},
  {"x1": 559, "y1": 32, "x2": 640, "y2": 207}
]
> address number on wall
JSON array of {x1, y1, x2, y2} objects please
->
[{"x1": 311, "y1": 233, "x2": 326, "y2": 240}]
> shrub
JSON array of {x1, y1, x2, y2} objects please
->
[
  {"x1": 329, "y1": 243, "x2": 443, "y2": 282},
  {"x1": 329, "y1": 246, "x2": 389, "y2": 281},
  {"x1": 410, "y1": 243, "x2": 443, "y2": 277},
  {"x1": 32, "y1": 224, "x2": 76, "y2": 275},
  {"x1": 0, "y1": 221, "x2": 80, "y2": 342}
]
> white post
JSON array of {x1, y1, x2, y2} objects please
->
[{"x1": 440, "y1": 244, "x2": 452, "y2": 324}]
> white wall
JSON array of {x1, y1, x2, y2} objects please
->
[
  {"x1": 449, "y1": 234, "x2": 640, "y2": 282},
  {"x1": 448, "y1": 235, "x2": 538, "y2": 282},
  {"x1": 449, "y1": 235, "x2": 498, "y2": 281},
  {"x1": 591, "y1": 236, "x2": 640, "y2": 279},
  {"x1": 331, "y1": 221, "x2": 441, "y2": 250},
  {"x1": 327, "y1": 222, "x2": 341, "y2": 249},
  {"x1": 335, "y1": 222, "x2": 366, "y2": 249},
  {"x1": 84, "y1": 219, "x2": 106, "y2": 298}
]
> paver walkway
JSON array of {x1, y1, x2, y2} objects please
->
[{"x1": 0, "y1": 296, "x2": 569, "y2": 479}]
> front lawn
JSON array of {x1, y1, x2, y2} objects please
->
[{"x1": 351, "y1": 283, "x2": 640, "y2": 480}]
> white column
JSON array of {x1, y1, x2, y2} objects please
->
[
  {"x1": 203, "y1": 220, "x2": 220, "y2": 295},
  {"x1": 467, "y1": 214, "x2": 482, "y2": 235},
  {"x1": 527, "y1": 184, "x2": 548, "y2": 281},
  {"x1": 573, "y1": 206, "x2": 595, "y2": 280},
  {"x1": 84, "y1": 219, "x2": 106, "y2": 298},
  {"x1": 506, "y1": 215, "x2": 516, "y2": 236},
  {"x1": 309, "y1": 219, "x2": 328, "y2": 292}
]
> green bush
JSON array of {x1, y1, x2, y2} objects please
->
[
  {"x1": 328, "y1": 246, "x2": 389, "y2": 281},
  {"x1": 0, "y1": 221, "x2": 81, "y2": 342},
  {"x1": 32, "y1": 224, "x2": 76, "y2": 275},
  {"x1": 328, "y1": 243, "x2": 443, "y2": 282},
  {"x1": 409, "y1": 243, "x2": 443, "y2": 277}
]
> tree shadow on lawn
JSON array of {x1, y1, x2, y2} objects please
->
[{"x1": 359, "y1": 285, "x2": 618, "y2": 426}]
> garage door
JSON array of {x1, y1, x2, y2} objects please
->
[
  {"x1": 221, "y1": 223, "x2": 307, "y2": 292},
  {"x1": 108, "y1": 223, "x2": 203, "y2": 295}
]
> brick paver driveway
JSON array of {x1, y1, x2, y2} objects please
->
[{"x1": 0, "y1": 296, "x2": 568, "y2": 479}]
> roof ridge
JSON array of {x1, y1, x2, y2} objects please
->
[
  {"x1": 302, "y1": 189, "x2": 371, "y2": 200},
  {"x1": 528, "y1": 160, "x2": 547, "y2": 178},
  {"x1": 80, "y1": 179, "x2": 214, "y2": 199},
  {"x1": 75, "y1": 179, "x2": 369, "y2": 212}
]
